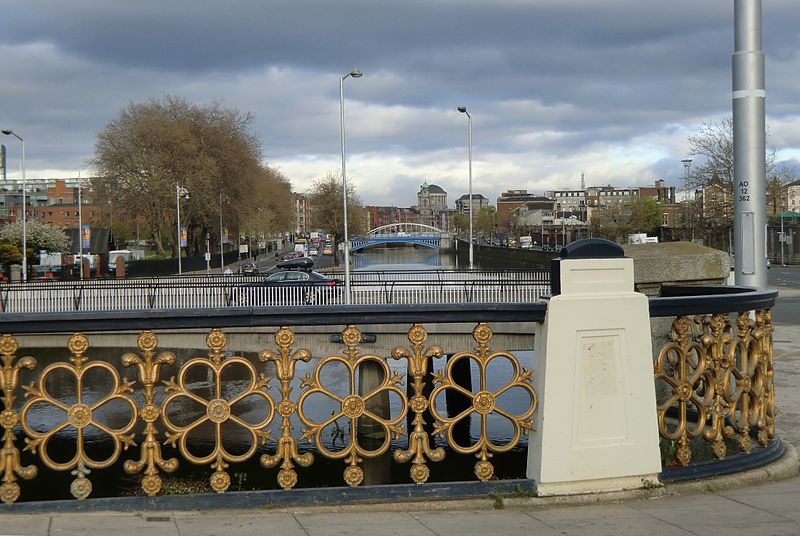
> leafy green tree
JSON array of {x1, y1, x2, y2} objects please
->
[
  {"x1": 0, "y1": 241, "x2": 21, "y2": 271},
  {"x1": 475, "y1": 206, "x2": 497, "y2": 239},
  {"x1": 451, "y1": 213, "x2": 468, "y2": 235},
  {"x1": 591, "y1": 197, "x2": 662, "y2": 243}
]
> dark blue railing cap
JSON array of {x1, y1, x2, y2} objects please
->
[{"x1": 558, "y1": 238, "x2": 624, "y2": 259}]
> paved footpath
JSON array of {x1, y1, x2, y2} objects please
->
[{"x1": 0, "y1": 288, "x2": 798, "y2": 535}]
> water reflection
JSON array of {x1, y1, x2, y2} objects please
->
[{"x1": 352, "y1": 247, "x2": 456, "y2": 270}]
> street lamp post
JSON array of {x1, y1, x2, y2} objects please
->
[
  {"x1": 2, "y1": 130, "x2": 26, "y2": 282},
  {"x1": 681, "y1": 158, "x2": 692, "y2": 241},
  {"x1": 457, "y1": 107, "x2": 474, "y2": 269},
  {"x1": 219, "y1": 193, "x2": 225, "y2": 272},
  {"x1": 340, "y1": 67, "x2": 362, "y2": 305},
  {"x1": 733, "y1": 0, "x2": 768, "y2": 289},
  {"x1": 176, "y1": 184, "x2": 189, "y2": 274},
  {"x1": 780, "y1": 209, "x2": 785, "y2": 266},
  {"x1": 77, "y1": 176, "x2": 84, "y2": 279}
]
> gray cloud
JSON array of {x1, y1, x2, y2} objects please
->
[{"x1": 1, "y1": 1, "x2": 799, "y2": 208}]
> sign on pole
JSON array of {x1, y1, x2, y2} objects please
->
[{"x1": 81, "y1": 224, "x2": 91, "y2": 250}]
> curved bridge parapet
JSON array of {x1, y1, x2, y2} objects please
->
[{"x1": 0, "y1": 284, "x2": 789, "y2": 510}]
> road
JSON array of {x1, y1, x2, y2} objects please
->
[{"x1": 769, "y1": 264, "x2": 800, "y2": 324}]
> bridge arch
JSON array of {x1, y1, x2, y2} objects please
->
[
  {"x1": 366, "y1": 222, "x2": 443, "y2": 236},
  {"x1": 351, "y1": 223, "x2": 443, "y2": 251}
]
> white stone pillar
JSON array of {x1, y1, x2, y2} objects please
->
[{"x1": 528, "y1": 242, "x2": 661, "y2": 495}]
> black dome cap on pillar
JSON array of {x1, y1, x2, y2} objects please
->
[
  {"x1": 550, "y1": 238, "x2": 626, "y2": 296},
  {"x1": 559, "y1": 238, "x2": 624, "y2": 259}
]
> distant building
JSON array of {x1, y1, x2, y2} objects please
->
[
  {"x1": 293, "y1": 193, "x2": 311, "y2": 235},
  {"x1": 639, "y1": 179, "x2": 677, "y2": 204},
  {"x1": 2, "y1": 179, "x2": 106, "y2": 228},
  {"x1": 511, "y1": 197, "x2": 556, "y2": 227},
  {"x1": 788, "y1": 183, "x2": 800, "y2": 212},
  {"x1": 454, "y1": 193, "x2": 489, "y2": 215},
  {"x1": 496, "y1": 190, "x2": 542, "y2": 230},
  {"x1": 417, "y1": 181, "x2": 449, "y2": 229},
  {"x1": 366, "y1": 206, "x2": 418, "y2": 229},
  {"x1": 700, "y1": 182, "x2": 733, "y2": 220},
  {"x1": 550, "y1": 189, "x2": 586, "y2": 219}
]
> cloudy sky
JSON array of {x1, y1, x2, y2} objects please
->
[{"x1": 2, "y1": 1, "x2": 799, "y2": 209}]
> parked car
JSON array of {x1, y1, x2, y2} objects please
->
[
  {"x1": 237, "y1": 256, "x2": 342, "y2": 305},
  {"x1": 239, "y1": 261, "x2": 258, "y2": 275},
  {"x1": 261, "y1": 270, "x2": 338, "y2": 286}
]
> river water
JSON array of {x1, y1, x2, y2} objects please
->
[{"x1": 352, "y1": 245, "x2": 461, "y2": 270}]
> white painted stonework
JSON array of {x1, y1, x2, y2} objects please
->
[{"x1": 527, "y1": 257, "x2": 662, "y2": 495}]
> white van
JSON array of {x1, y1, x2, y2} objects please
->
[{"x1": 108, "y1": 250, "x2": 144, "y2": 274}]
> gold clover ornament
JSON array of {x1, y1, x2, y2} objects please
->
[
  {"x1": 20, "y1": 333, "x2": 138, "y2": 500},
  {"x1": 428, "y1": 323, "x2": 537, "y2": 481},
  {"x1": 160, "y1": 329, "x2": 275, "y2": 492},
  {"x1": 297, "y1": 325, "x2": 407, "y2": 486}
]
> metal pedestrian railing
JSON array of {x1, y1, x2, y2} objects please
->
[{"x1": 0, "y1": 270, "x2": 552, "y2": 313}]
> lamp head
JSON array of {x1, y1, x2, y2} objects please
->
[
  {"x1": 349, "y1": 68, "x2": 363, "y2": 78},
  {"x1": 457, "y1": 106, "x2": 467, "y2": 113},
  {"x1": 1, "y1": 129, "x2": 12, "y2": 136}
]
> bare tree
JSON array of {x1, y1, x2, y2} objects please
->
[
  {"x1": 307, "y1": 172, "x2": 366, "y2": 261},
  {"x1": 686, "y1": 116, "x2": 797, "y2": 246},
  {"x1": 92, "y1": 96, "x2": 293, "y2": 257}
]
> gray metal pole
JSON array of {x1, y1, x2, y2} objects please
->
[
  {"x1": 340, "y1": 68, "x2": 362, "y2": 305},
  {"x1": 176, "y1": 184, "x2": 183, "y2": 275},
  {"x1": 21, "y1": 138, "x2": 26, "y2": 282},
  {"x1": 78, "y1": 178, "x2": 83, "y2": 279},
  {"x1": 467, "y1": 113, "x2": 474, "y2": 270},
  {"x1": 219, "y1": 194, "x2": 225, "y2": 272},
  {"x1": 340, "y1": 75, "x2": 351, "y2": 304},
  {"x1": 733, "y1": 0, "x2": 767, "y2": 289},
  {"x1": 458, "y1": 107, "x2": 474, "y2": 269},
  {"x1": 3, "y1": 131, "x2": 27, "y2": 281},
  {"x1": 780, "y1": 212, "x2": 785, "y2": 265}
]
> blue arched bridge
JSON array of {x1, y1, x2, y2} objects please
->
[{"x1": 350, "y1": 223, "x2": 443, "y2": 251}]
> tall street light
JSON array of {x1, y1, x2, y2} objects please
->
[
  {"x1": 681, "y1": 158, "x2": 692, "y2": 240},
  {"x1": 219, "y1": 193, "x2": 226, "y2": 272},
  {"x1": 733, "y1": 0, "x2": 767, "y2": 289},
  {"x1": 340, "y1": 67, "x2": 362, "y2": 304},
  {"x1": 2, "y1": 130, "x2": 27, "y2": 282},
  {"x1": 77, "y1": 174, "x2": 84, "y2": 279},
  {"x1": 176, "y1": 184, "x2": 189, "y2": 274},
  {"x1": 457, "y1": 107, "x2": 474, "y2": 269}
]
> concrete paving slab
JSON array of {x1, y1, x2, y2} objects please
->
[
  {"x1": 629, "y1": 493, "x2": 794, "y2": 530},
  {"x1": 668, "y1": 521, "x2": 800, "y2": 536},
  {"x1": 525, "y1": 503, "x2": 691, "y2": 536},
  {"x1": 718, "y1": 477, "x2": 800, "y2": 522},
  {"x1": 410, "y1": 509, "x2": 561, "y2": 536},
  {"x1": 773, "y1": 323, "x2": 800, "y2": 450},
  {"x1": 0, "y1": 514, "x2": 51, "y2": 536},
  {"x1": 293, "y1": 511, "x2": 436, "y2": 536},
  {"x1": 172, "y1": 511, "x2": 306, "y2": 536},
  {"x1": 48, "y1": 513, "x2": 178, "y2": 536}
]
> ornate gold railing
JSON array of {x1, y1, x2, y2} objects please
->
[
  {"x1": 0, "y1": 285, "x2": 781, "y2": 505},
  {"x1": 651, "y1": 285, "x2": 778, "y2": 475},
  {"x1": 0, "y1": 322, "x2": 538, "y2": 504}
]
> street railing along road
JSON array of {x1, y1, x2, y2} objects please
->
[{"x1": 0, "y1": 269, "x2": 552, "y2": 313}]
